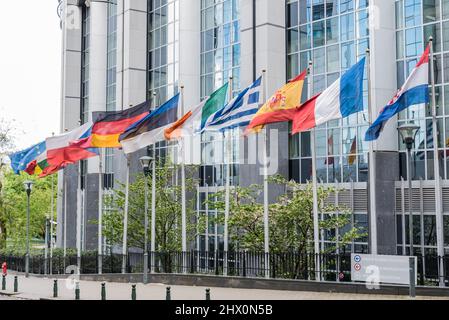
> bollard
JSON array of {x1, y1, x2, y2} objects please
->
[
  {"x1": 205, "y1": 288, "x2": 210, "y2": 300},
  {"x1": 75, "y1": 282, "x2": 80, "y2": 300},
  {"x1": 13, "y1": 276, "x2": 18, "y2": 293},
  {"x1": 166, "y1": 286, "x2": 171, "y2": 300},
  {"x1": 2, "y1": 275, "x2": 5, "y2": 291},
  {"x1": 53, "y1": 280, "x2": 58, "y2": 298},
  {"x1": 131, "y1": 284, "x2": 136, "y2": 301},
  {"x1": 101, "y1": 283, "x2": 106, "y2": 300},
  {"x1": 409, "y1": 257, "x2": 416, "y2": 298}
]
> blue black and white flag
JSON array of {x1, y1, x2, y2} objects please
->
[
  {"x1": 205, "y1": 77, "x2": 262, "y2": 132},
  {"x1": 119, "y1": 94, "x2": 180, "y2": 154}
]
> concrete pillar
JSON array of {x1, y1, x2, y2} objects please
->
[
  {"x1": 57, "y1": 0, "x2": 83, "y2": 249},
  {"x1": 239, "y1": 0, "x2": 289, "y2": 199},
  {"x1": 369, "y1": 0, "x2": 399, "y2": 254},
  {"x1": 115, "y1": 0, "x2": 148, "y2": 184}
]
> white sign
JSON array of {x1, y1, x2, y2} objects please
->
[{"x1": 351, "y1": 254, "x2": 417, "y2": 286}]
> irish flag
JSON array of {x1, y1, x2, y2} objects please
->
[
  {"x1": 41, "y1": 123, "x2": 99, "y2": 177},
  {"x1": 164, "y1": 83, "x2": 229, "y2": 140}
]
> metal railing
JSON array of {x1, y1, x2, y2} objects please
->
[{"x1": 1, "y1": 252, "x2": 448, "y2": 287}]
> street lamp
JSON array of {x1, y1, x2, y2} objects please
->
[
  {"x1": 44, "y1": 214, "x2": 50, "y2": 276},
  {"x1": 23, "y1": 180, "x2": 34, "y2": 278},
  {"x1": 398, "y1": 123, "x2": 420, "y2": 257},
  {"x1": 139, "y1": 156, "x2": 153, "y2": 284}
]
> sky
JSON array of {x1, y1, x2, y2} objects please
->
[{"x1": 0, "y1": 0, "x2": 61, "y2": 151}]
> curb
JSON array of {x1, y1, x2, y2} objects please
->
[{"x1": 0, "y1": 291, "x2": 21, "y2": 296}]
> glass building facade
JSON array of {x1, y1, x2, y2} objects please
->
[
  {"x1": 395, "y1": 0, "x2": 449, "y2": 256},
  {"x1": 287, "y1": 0, "x2": 370, "y2": 185},
  {"x1": 105, "y1": 0, "x2": 118, "y2": 189},
  {"x1": 81, "y1": 6, "x2": 90, "y2": 125},
  {"x1": 286, "y1": 0, "x2": 370, "y2": 253},
  {"x1": 147, "y1": 0, "x2": 180, "y2": 170},
  {"x1": 198, "y1": 0, "x2": 241, "y2": 253},
  {"x1": 147, "y1": 0, "x2": 180, "y2": 105}
]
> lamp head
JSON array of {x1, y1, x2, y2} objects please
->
[
  {"x1": 398, "y1": 123, "x2": 420, "y2": 151},
  {"x1": 139, "y1": 156, "x2": 153, "y2": 170},
  {"x1": 23, "y1": 180, "x2": 34, "y2": 194}
]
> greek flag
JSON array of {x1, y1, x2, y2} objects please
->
[{"x1": 205, "y1": 77, "x2": 262, "y2": 132}]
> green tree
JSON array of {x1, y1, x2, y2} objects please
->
[
  {"x1": 207, "y1": 175, "x2": 367, "y2": 254},
  {"x1": 0, "y1": 117, "x2": 16, "y2": 248},
  {"x1": 102, "y1": 160, "x2": 200, "y2": 252},
  {"x1": 0, "y1": 170, "x2": 56, "y2": 250}
]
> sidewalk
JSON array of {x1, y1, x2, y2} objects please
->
[{"x1": 1, "y1": 274, "x2": 448, "y2": 300}]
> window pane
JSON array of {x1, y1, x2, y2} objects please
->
[{"x1": 326, "y1": 17, "x2": 339, "y2": 44}]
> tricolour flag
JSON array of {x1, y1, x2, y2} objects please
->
[
  {"x1": 365, "y1": 46, "x2": 430, "y2": 141},
  {"x1": 246, "y1": 70, "x2": 307, "y2": 133},
  {"x1": 206, "y1": 77, "x2": 262, "y2": 132},
  {"x1": 200, "y1": 83, "x2": 230, "y2": 131},
  {"x1": 41, "y1": 122, "x2": 99, "y2": 177},
  {"x1": 9, "y1": 141, "x2": 46, "y2": 175},
  {"x1": 76, "y1": 102, "x2": 150, "y2": 149},
  {"x1": 291, "y1": 57, "x2": 366, "y2": 134},
  {"x1": 119, "y1": 94, "x2": 180, "y2": 154},
  {"x1": 164, "y1": 83, "x2": 229, "y2": 140},
  {"x1": 164, "y1": 100, "x2": 208, "y2": 141}
]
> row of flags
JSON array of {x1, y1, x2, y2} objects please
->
[{"x1": 9, "y1": 45, "x2": 430, "y2": 179}]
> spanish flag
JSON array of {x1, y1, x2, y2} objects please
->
[
  {"x1": 78, "y1": 102, "x2": 150, "y2": 148},
  {"x1": 246, "y1": 69, "x2": 307, "y2": 134}
]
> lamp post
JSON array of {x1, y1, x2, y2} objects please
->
[
  {"x1": 44, "y1": 214, "x2": 50, "y2": 276},
  {"x1": 23, "y1": 180, "x2": 34, "y2": 278},
  {"x1": 139, "y1": 156, "x2": 153, "y2": 284},
  {"x1": 398, "y1": 123, "x2": 420, "y2": 256}
]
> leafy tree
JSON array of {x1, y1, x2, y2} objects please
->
[
  {"x1": 0, "y1": 117, "x2": 16, "y2": 248},
  {"x1": 101, "y1": 160, "x2": 200, "y2": 252},
  {"x1": 0, "y1": 169, "x2": 56, "y2": 250}
]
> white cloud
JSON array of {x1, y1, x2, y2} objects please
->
[{"x1": 0, "y1": 0, "x2": 61, "y2": 151}]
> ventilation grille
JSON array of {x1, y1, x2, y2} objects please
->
[{"x1": 396, "y1": 187, "x2": 438, "y2": 213}]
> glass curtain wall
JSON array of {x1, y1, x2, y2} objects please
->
[
  {"x1": 105, "y1": 0, "x2": 118, "y2": 189},
  {"x1": 395, "y1": 0, "x2": 449, "y2": 256},
  {"x1": 287, "y1": 0, "x2": 370, "y2": 253},
  {"x1": 147, "y1": 0, "x2": 180, "y2": 166},
  {"x1": 199, "y1": 0, "x2": 241, "y2": 253}
]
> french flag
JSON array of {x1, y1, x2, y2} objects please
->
[
  {"x1": 291, "y1": 57, "x2": 366, "y2": 134},
  {"x1": 365, "y1": 45, "x2": 430, "y2": 141}
]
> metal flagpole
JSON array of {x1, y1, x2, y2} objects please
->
[
  {"x1": 98, "y1": 149, "x2": 104, "y2": 274},
  {"x1": 308, "y1": 60, "x2": 321, "y2": 282},
  {"x1": 223, "y1": 76, "x2": 233, "y2": 277},
  {"x1": 366, "y1": 48, "x2": 378, "y2": 255},
  {"x1": 429, "y1": 37, "x2": 445, "y2": 287},
  {"x1": 150, "y1": 151, "x2": 156, "y2": 273},
  {"x1": 121, "y1": 157, "x2": 130, "y2": 274},
  {"x1": 261, "y1": 69, "x2": 270, "y2": 279},
  {"x1": 76, "y1": 161, "x2": 82, "y2": 275},
  {"x1": 180, "y1": 86, "x2": 187, "y2": 273},
  {"x1": 63, "y1": 172, "x2": 67, "y2": 260}
]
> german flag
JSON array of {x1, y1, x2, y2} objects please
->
[{"x1": 80, "y1": 102, "x2": 151, "y2": 148}]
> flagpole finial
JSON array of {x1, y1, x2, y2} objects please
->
[
  {"x1": 180, "y1": 85, "x2": 184, "y2": 89},
  {"x1": 366, "y1": 48, "x2": 370, "y2": 54},
  {"x1": 262, "y1": 69, "x2": 266, "y2": 73},
  {"x1": 429, "y1": 36, "x2": 433, "y2": 42}
]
